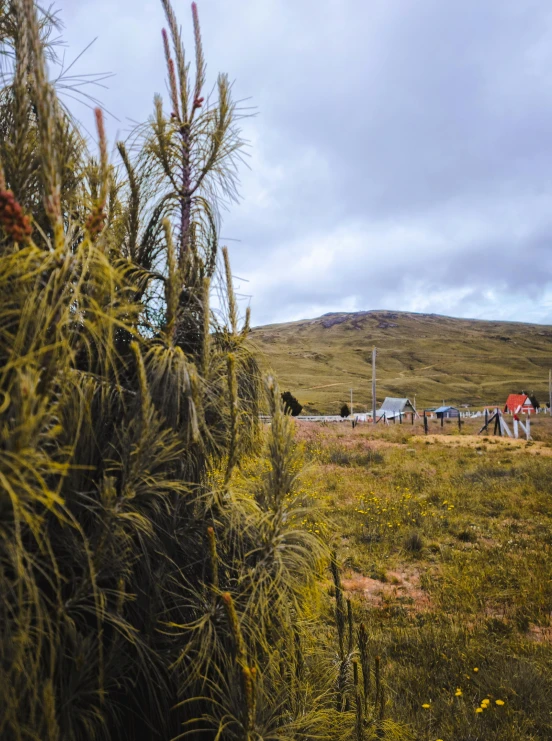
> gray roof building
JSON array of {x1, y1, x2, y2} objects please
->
[{"x1": 379, "y1": 397, "x2": 417, "y2": 414}]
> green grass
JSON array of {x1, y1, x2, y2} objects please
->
[
  {"x1": 249, "y1": 310, "x2": 552, "y2": 414},
  {"x1": 297, "y1": 417, "x2": 552, "y2": 740}
]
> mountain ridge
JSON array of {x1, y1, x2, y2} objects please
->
[{"x1": 248, "y1": 310, "x2": 552, "y2": 414}]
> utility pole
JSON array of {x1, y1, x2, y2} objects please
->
[
  {"x1": 372, "y1": 347, "x2": 377, "y2": 424},
  {"x1": 350, "y1": 388, "x2": 353, "y2": 417}
]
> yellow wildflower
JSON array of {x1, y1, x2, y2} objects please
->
[
  {"x1": 455, "y1": 688, "x2": 462, "y2": 697},
  {"x1": 495, "y1": 699, "x2": 505, "y2": 706},
  {"x1": 422, "y1": 703, "x2": 431, "y2": 709},
  {"x1": 475, "y1": 707, "x2": 483, "y2": 714},
  {"x1": 473, "y1": 667, "x2": 479, "y2": 672}
]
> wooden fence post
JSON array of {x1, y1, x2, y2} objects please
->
[{"x1": 423, "y1": 413, "x2": 428, "y2": 435}]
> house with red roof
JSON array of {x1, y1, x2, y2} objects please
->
[{"x1": 503, "y1": 394, "x2": 535, "y2": 415}]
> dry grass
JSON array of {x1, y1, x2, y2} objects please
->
[{"x1": 297, "y1": 416, "x2": 552, "y2": 740}]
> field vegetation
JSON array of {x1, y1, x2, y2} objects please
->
[{"x1": 295, "y1": 415, "x2": 552, "y2": 740}]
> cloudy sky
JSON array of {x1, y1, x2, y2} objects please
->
[{"x1": 55, "y1": 0, "x2": 552, "y2": 326}]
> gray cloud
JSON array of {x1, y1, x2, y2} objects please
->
[{"x1": 55, "y1": 0, "x2": 552, "y2": 326}]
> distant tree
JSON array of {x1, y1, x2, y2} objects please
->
[
  {"x1": 281, "y1": 391, "x2": 303, "y2": 416},
  {"x1": 340, "y1": 403, "x2": 350, "y2": 418}
]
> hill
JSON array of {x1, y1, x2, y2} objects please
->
[{"x1": 248, "y1": 310, "x2": 552, "y2": 414}]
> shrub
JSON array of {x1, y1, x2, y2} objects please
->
[
  {"x1": 457, "y1": 528, "x2": 478, "y2": 543},
  {"x1": 328, "y1": 446, "x2": 355, "y2": 465},
  {"x1": 0, "y1": 3, "x2": 382, "y2": 739},
  {"x1": 340, "y1": 402, "x2": 350, "y2": 417},
  {"x1": 485, "y1": 618, "x2": 513, "y2": 637},
  {"x1": 281, "y1": 390, "x2": 303, "y2": 416},
  {"x1": 326, "y1": 444, "x2": 384, "y2": 467},
  {"x1": 404, "y1": 531, "x2": 424, "y2": 553}
]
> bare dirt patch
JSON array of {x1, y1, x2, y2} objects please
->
[
  {"x1": 342, "y1": 567, "x2": 432, "y2": 613},
  {"x1": 527, "y1": 624, "x2": 552, "y2": 643}
]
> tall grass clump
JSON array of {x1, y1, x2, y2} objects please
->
[{"x1": 0, "y1": 2, "x2": 414, "y2": 739}]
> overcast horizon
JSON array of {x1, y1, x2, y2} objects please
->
[{"x1": 56, "y1": 0, "x2": 552, "y2": 327}]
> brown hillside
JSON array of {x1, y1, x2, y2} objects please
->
[{"x1": 248, "y1": 310, "x2": 552, "y2": 414}]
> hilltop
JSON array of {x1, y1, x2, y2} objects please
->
[{"x1": 248, "y1": 310, "x2": 552, "y2": 414}]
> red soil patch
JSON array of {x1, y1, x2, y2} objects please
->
[{"x1": 342, "y1": 568, "x2": 432, "y2": 613}]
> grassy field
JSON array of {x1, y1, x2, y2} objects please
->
[
  {"x1": 295, "y1": 414, "x2": 552, "y2": 740},
  {"x1": 248, "y1": 310, "x2": 552, "y2": 414}
]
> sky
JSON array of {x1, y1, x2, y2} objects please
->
[{"x1": 54, "y1": 0, "x2": 552, "y2": 327}]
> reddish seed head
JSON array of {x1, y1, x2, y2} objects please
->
[{"x1": 0, "y1": 189, "x2": 32, "y2": 244}]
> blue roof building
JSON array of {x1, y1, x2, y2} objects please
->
[{"x1": 433, "y1": 405, "x2": 460, "y2": 419}]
